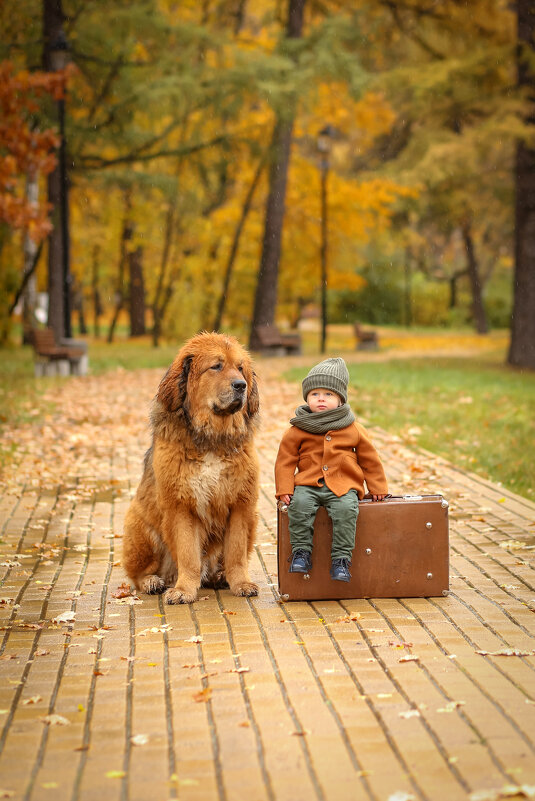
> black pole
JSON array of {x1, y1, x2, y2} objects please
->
[
  {"x1": 320, "y1": 154, "x2": 328, "y2": 354},
  {"x1": 58, "y1": 94, "x2": 71, "y2": 338}
]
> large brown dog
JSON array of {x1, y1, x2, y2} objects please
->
[{"x1": 122, "y1": 332, "x2": 260, "y2": 604}]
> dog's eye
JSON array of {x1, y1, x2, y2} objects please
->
[
  {"x1": 238, "y1": 365, "x2": 244, "y2": 373},
  {"x1": 210, "y1": 363, "x2": 223, "y2": 371}
]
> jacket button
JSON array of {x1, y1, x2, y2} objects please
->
[
  {"x1": 325, "y1": 435, "x2": 331, "y2": 441},
  {"x1": 323, "y1": 465, "x2": 328, "y2": 471}
]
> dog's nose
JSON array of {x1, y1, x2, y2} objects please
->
[{"x1": 232, "y1": 379, "x2": 247, "y2": 393}]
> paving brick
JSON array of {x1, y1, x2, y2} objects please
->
[{"x1": 0, "y1": 358, "x2": 534, "y2": 800}]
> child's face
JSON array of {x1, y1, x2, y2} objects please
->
[{"x1": 306, "y1": 388, "x2": 342, "y2": 413}]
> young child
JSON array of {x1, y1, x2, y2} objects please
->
[{"x1": 274, "y1": 357, "x2": 388, "y2": 582}]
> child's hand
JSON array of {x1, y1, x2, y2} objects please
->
[
  {"x1": 279, "y1": 494, "x2": 292, "y2": 506},
  {"x1": 372, "y1": 494, "x2": 387, "y2": 502}
]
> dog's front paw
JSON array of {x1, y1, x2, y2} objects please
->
[
  {"x1": 140, "y1": 575, "x2": 166, "y2": 594},
  {"x1": 164, "y1": 587, "x2": 197, "y2": 605},
  {"x1": 231, "y1": 581, "x2": 259, "y2": 597}
]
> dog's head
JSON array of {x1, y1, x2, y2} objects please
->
[{"x1": 155, "y1": 332, "x2": 259, "y2": 442}]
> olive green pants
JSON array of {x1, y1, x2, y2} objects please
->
[{"x1": 287, "y1": 484, "x2": 359, "y2": 561}]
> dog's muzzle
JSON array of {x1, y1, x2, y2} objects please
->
[{"x1": 213, "y1": 380, "x2": 247, "y2": 416}]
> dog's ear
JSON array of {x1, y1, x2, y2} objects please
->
[
  {"x1": 246, "y1": 371, "x2": 260, "y2": 419},
  {"x1": 157, "y1": 355, "x2": 193, "y2": 412}
]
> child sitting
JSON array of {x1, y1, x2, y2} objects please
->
[{"x1": 274, "y1": 357, "x2": 388, "y2": 582}]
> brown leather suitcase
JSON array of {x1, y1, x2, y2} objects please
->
[{"x1": 277, "y1": 494, "x2": 449, "y2": 601}]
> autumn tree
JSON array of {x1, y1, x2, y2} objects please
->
[
  {"x1": 0, "y1": 60, "x2": 66, "y2": 339},
  {"x1": 509, "y1": 0, "x2": 535, "y2": 369},
  {"x1": 345, "y1": 1, "x2": 518, "y2": 335},
  {"x1": 248, "y1": 0, "x2": 306, "y2": 351}
]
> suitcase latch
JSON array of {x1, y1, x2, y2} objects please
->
[{"x1": 365, "y1": 548, "x2": 372, "y2": 555}]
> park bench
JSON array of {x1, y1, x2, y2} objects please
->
[
  {"x1": 255, "y1": 324, "x2": 302, "y2": 356},
  {"x1": 354, "y1": 322, "x2": 379, "y2": 351},
  {"x1": 30, "y1": 328, "x2": 89, "y2": 377}
]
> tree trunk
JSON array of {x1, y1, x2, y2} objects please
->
[
  {"x1": 92, "y1": 244, "x2": 102, "y2": 338},
  {"x1": 152, "y1": 201, "x2": 176, "y2": 347},
  {"x1": 46, "y1": 160, "x2": 64, "y2": 341},
  {"x1": 508, "y1": 0, "x2": 535, "y2": 368},
  {"x1": 21, "y1": 173, "x2": 39, "y2": 343},
  {"x1": 107, "y1": 193, "x2": 133, "y2": 343},
  {"x1": 461, "y1": 222, "x2": 488, "y2": 334},
  {"x1": 43, "y1": 0, "x2": 69, "y2": 341},
  {"x1": 213, "y1": 152, "x2": 266, "y2": 331},
  {"x1": 129, "y1": 246, "x2": 146, "y2": 336},
  {"x1": 403, "y1": 248, "x2": 412, "y2": 327},
  {"x1": 77, "y1": 293, "x2": 87, "y2": 335},
  {"x1": 248, "y1": 0, "x2": 306, "y2": 351}
]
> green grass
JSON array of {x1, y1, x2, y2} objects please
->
[{"x1": 285, "y1": 357, "x2": 535, "y2": 500}]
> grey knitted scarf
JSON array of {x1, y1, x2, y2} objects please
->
[{"x1": 290, "y1": 403, "x2": 355, "y2": 434}]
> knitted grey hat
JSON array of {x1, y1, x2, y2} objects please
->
[{"x1": 302, "y1": 357, "x2": 349, "y2": 404}]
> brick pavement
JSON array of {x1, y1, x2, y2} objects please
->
[{"x1": 0, "y1": 355, "x2": 534, "y2": 801}]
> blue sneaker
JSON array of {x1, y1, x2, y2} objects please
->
[
  {"x1": 330, "y1": 558, "x2": 351, "y2": 582},
  {"x1": 289, "y1": 550, "x2": 312, "y2": 573}
]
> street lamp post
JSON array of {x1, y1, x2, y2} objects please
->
[
  {"x1": 50, "y1": 30, "x2": 72, "y2": 339},
  {"x1": 317, "y1": 125, "x2": 335, "y2": 354}
]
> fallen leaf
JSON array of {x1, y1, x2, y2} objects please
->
[
  {"x1": 184, "y1": 635, "x2": 202, "y2": 643},
  {"x1": 22, "y1": 696, "x2": 43, "y2": 705},
  {"x1": 399, "y1": 710, "x2": 420, "y2": 719},
  {"x1": 131, "y1": 734, "x2": 149, "y2": 746},
  {"x1": 437, "y1": 701, "x2": 466, "y2": 713},
  {"x1": 221, "y1": 610, "x2": 236, "y2": 616},
  {"x1": 193, "y1": 688, "x2": 212, "y2": 703},
  {"x1": 53, "y1": 611, "x2": 76, "y2": 624},
  {"x1": 398, "y1": 655, "x2": 420, "y2": 663},
  {"x1": 105, "y1": 771, "x2": 126, "y2": 779},
  {"x1": 111, "y1": 582, "x2": 135, "y2": 599},
  {"x1": 469, "y1": 785, "x2": 535, "y2": 801},
  {"x1": 228, "y1": 667, "x2": 250, "y2": 674},
  {"x1": 238, "y1": 721, "x2": 250, "y2": 728},
  {"x1": 476, "y1": 649, "x2": 535, "y2": 657},
  {"x1": 40, "y1": 714, "x2": 70, "y2": 726}
]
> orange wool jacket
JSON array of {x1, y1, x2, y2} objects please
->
[{"x1": 274, "y1": 422, "x2": 388, "y2": 499}]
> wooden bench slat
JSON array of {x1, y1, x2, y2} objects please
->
[{"x1": 256, "y1": 325, "x2": 301, "y2": 354}]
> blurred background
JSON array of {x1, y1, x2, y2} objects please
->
[{"x1": 1, "y1": 0, "x2": 534, "y2": 367}]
